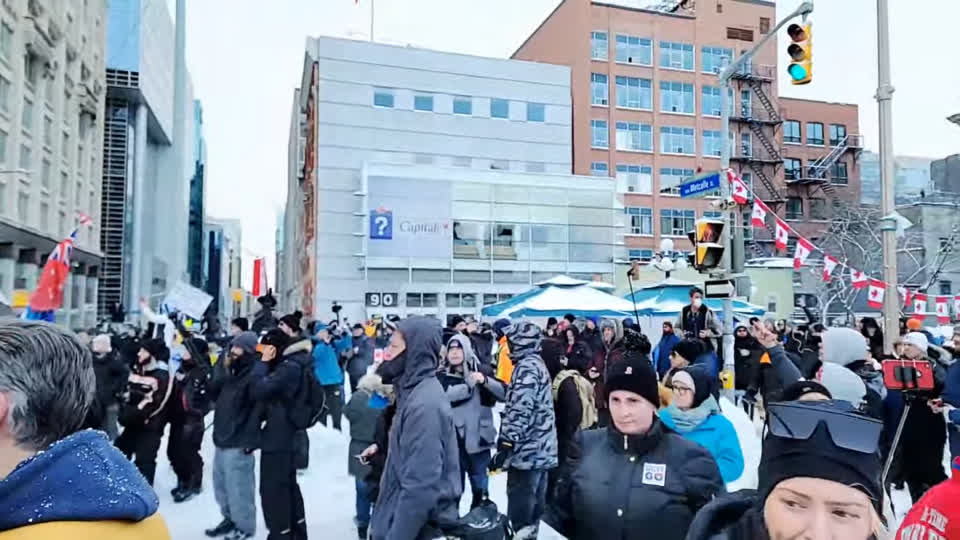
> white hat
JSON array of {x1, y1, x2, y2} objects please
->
[{"x1": 902, "y1": 331, "x2": 929, "y2": 354}]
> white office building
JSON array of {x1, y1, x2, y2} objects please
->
[{"x1": 0, "y1": 0, "x2": 107, "y2": 327}]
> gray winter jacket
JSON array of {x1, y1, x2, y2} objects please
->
[
  {"x1": 501, "y1": 322, "x2": 559, "y2": 471},
  {"x1": 370, "y1": 317, "x2": 462, "y2": 540},
  {"x1": 438, "y1": 334, "x2": 507, "y2": 455},
  {"x1": 344, "y1": 374, "x2": 391, "y2": 478}
]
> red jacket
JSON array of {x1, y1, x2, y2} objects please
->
[{"x1": 897, "y1": 457, "x2": 960, "y2": 539}]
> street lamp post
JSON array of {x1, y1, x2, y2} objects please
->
[{"x1": 876, "y1": 0, "x2": 898, "y2": 353}]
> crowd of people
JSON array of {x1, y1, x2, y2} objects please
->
[{"x1": 3, "y1": 287, "x2": 960, "y2": 540}]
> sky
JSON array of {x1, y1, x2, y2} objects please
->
[{"x1": 176, "y1": 0, "x2": 960, "y2": 289}]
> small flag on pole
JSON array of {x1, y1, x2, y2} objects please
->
[
  {"x1": 252, "y1": 258, "x2": 269, "y2": 297},
  {"x1": 751, "y1": 201, "x2": 767, "y2": 228},
  {"x1": 822, "y1": 255, "x2": 838, "y2": 282},
  {"x1": 913, "y1": 293, "x2": 927, "y2": 318},
  {"x1": 936, "y1": 296, "x2": 950, "y2": 323},
  {"x1": 727, "y1": 169, "x2": 749, "y2": 205},
  {"x1": 774, "y1": 219, "x2": 789, "y2": 251},
  {"x1": 793, "y1": 236, "x2": 813, "y2": 269},
  {"x1": 867, "y1": 279, "x2": 886, "y2": 309},
  {"x1": 850, "y1": 268, "x2": 868, "y2": 289}
]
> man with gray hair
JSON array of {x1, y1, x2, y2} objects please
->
[{"x1": 0, "y1": 320, "x2": 170, "y2": 537}]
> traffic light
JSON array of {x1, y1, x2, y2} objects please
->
[
  {"x1": 686, "y1": 218, "x2": 725, "y2": 272},
  {"x1": 787, "y1": 22, "x2": 812, "y2": 85}
]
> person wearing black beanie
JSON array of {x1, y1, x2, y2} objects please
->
[
  {"x1": 545, "y1": 355, "x2": 724, "y2": 540},
  {"x1": 278, "y1": 311, "x2": 302, "y2": 337},
  {"x1": 686, "y1": 399, "x2": 885, "y2": 540}
]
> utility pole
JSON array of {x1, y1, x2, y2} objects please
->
[
  {"x1": 718, "y1": 1, "x2": 813, "y2": 400},
  {"x1": 876, "y1": 0, "x2": 898, "y2": 353}
]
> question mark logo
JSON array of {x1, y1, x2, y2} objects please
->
[
  {"x1": 370, "y1": 210, "x2": 392, "y2": 239},
  {"x1": 375, "y1": 216, "x2": 388, "y2": 236}
]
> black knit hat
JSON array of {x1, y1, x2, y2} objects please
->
[
  {"x1": 781, "y1": 380, "x2": 833, "y2": 402},
  {"x1": 141, "y1": 338, "x2": 169, "y2": 361},
  {"x1": 279, "y1": 312, "x2": 302, "y2": 333},
  {"x1": 260, "y1": 328, "x2": 289, "y2": 352},
  {"x1": 450, "y1": 315, "x2": 465, "y2": 329},
  {"x1": 605, "y1": 355, "x2": 660, "y2": 408},
  {"x1": 672, "y1": 338, "x2": 704, "y2": 364}
]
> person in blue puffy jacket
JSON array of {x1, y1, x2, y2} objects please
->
[
  {"x1": 313, "y1": 323, "x2": 344, "y2": 431},
  {"x1": 659, "y1": 365, "x2": 744, "y2": 484}
]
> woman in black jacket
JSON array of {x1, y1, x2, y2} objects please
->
[{"x1": 545, "y1": 355, "x2": 724, "y2": 540}]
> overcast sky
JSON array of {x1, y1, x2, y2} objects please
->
[{"x1": 176, "y1": 0, "x2": 960, "y2": 288}]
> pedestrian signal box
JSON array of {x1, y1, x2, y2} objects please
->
[{"x1": 686, "y1": 219, "x2": 725, "y2": 272}]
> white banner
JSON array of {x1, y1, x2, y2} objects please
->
[{"x1": 161, "y1": 281, "x2": 214, "y2": 320}]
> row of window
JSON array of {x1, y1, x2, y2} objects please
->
[
  {"x1": 623, "y1": 207, "x2": 727, "y2": 237},
  {"x1": 373, "y1": 88, "x2": 547, "y2": 122},
  {"x1": 591, "y1": 32, "x2": 733, "y2": 74},
  {"x1": 590, "y1": 74, "x2": 751, "y2": 118},
  {"x1": 600, "y1": 165, "x2": 723, "y2": 196},
  {"x1": 783, "y1": 120, "x2": 848, "y2": 147},
  {"x1": 590, "y1": 120, "x2": 732, "y2": 157},
  {"x1": 0, "y1": 181, "x2": 84, "y2": 238},
  {"x1": 783, "y1": 157, "x2": 849, "y2": 184},
  {"x1": 785, "y1": 197, "x2": 830, "y2": 221}
]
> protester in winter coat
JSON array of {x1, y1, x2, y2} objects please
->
[
  {"x1": 167, "y1": 336, "x2": 214, "y2": 503},
  {"x1": 344, "y1": 373, "x2": 392, "y2": 540},
  {"x1": 437, "y1": 334, "x2": 507, "y2": 509},
  {"x1": 541, "y1": 337, "x2": 582, "y2": 473},
  {"x1": 369, "y1": 316, "x2": 461, "y2": 540},
  {"x1": 346, "y1": 324, "x2": 374, "y2": 393},
  {"x1": 582, "y1": 318, "x2": 604, "y2": 358},
  {"x1": 820, "y1": 327, "x2": 886, "y2": 419},
  {"x1": 686, "y1": 400, "x2": 886, "y2": 540},
  {"x1": 91, "y1": 333, "x2": 129, "y2": 441},
  {"x1": 230, "y1": 317, "x2": 249, "y2": 336},
  {"x1": 251, "y1": 292, "x2": 278, "y2": 335},
  {"x1": 860, "y1": 316, "x2": 885, "y2": 360},
  {"x1": 545, "y1": 317, "x2": 559, "y2": 338},
  {"x1": 489, "y1": 322, "x2": 559, "y2": 540},
  {"x1": 205, "y1": 331, "x2": 262, "y2": 540},
  {"x1": 252, "y1": 329, "x2": 307, "y2": 540},
  {"x1": 0, "y1": 321, "x2": 171, "y2": 539},
  {"x1": 563, "y1": 326, "x2": 593, "y2": 378},
  {"x1": 742, "y1": 323, "x2": 802, "y2": 405},
  {"x1": 546, "y1": 354, "x2": 723, "y2": 540},
  {"x1": 732, "y1": 325, "x2": 760, "y2": 393},
  {"x1": 817, "y1": 361, "x2": 867, "y2": 407},
  {"x1": 896, "y1": 457, "x2": 960, "y2": 540},
  {"x1": 312, "y1": 323, "x2": 344, "y2": 431},
  {"x1": 590, "y1": 319, "x2": 623, "y2": 427},
  {"x1": 493, "y1": 318, "x2": 514, "y2": 383},
  {"x1": 940, "y1": 330, "x2": 960, "y2": 460},
  {"x1": 467, "y1": 322, "x2": 496, "y2": 375},
  {"x1": 653, "y1": 321, "x2": 682, "y2": 380},
  {"x1": 676, "y1": 287, "x2": 721, "y2": 344},
  {"x1": 659, "y1": 366, "x2": 743, "y2": 484},
  {"x1": 115, "y1": 337, "x2": 173, "y2": 486}
]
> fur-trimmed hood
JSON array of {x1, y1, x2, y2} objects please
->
[
  {"x1": 283, "y1": 338, "x2": 312, "y2": 357},
  {"x1": 357, "y1": 372, "x2": 394, "y2": 399}
]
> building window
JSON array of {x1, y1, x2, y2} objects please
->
[
  {"x1": 413, "y1": 94, "x2": 434, "y2": 112},
  {"x1": 41, "y1": 159, "x2": 50, "y2": 188},
  {"x1": 0, "y1": 182, "x2": 5, "y2": 214},
  {"x1": 741, "y1": 210, "x2": 754, "y2": 240},
  {"x1": 591, "y1": 31, "x2": 608, "y2": 60},
  {"x1": 17, "y1": 191, "x2": 28, "y2": 222},
  {"x1": 615, "y1": 76, "x2": 651, "y2": 109},
  {"x1": 591, "y1": 119, "x2": 608, "y2": 149},
  {"x1": 740, "y1": 90, "x2": 751, "y2": 118},
  {"x1": 75, "y1": 180, "x2": 82, "y2": 206},
  {"x1": 703, "y1": 211, "x2": 723, "y2": 219},
  {"x1": 489, "y1": 160, "x2": 508, "y2": 170},
  {"x1": 784, "y1": 120, "x2": 801, "y2": 143},
  {"x1": 727, "y1": 27, "x2": 755, "y2": 42},
  {"x1": 659, "y1": 41, "x2": 694, "y2": 70},
  {"x1": 590, "y1": 73, "x2": 608, "y2": 106},
  {"x1": 628, "y1": 249, "x2": 654, "y2": 262},
  {"x1": 616, "y1": 164, "x2": 653, "y2": 194},
  {"x1": 615, "y1": 35, "x2": 652, "y2": 65},
  {"x1": 940, "y1": 237, "x2": 951, "y2": 250},
  {"x1": 625, "y1": 207, "x2": 653, "y2": 235},
  {"x1": 703, "y1": 130, "x2": 723, "y2": 157},
  {"x1": 660, "y1": 167, "x2": 694, "y2": 195},
  {"x1": 786, "y1": 197, "x2": 803, "y2": 220},
  {"x1": 373, "y1": 88, "x2": 394, "y2": 108},
  {"x1": 660, "y1": 81, "x2": 694, "y2": 114},
  {"x1": 0, "y1": 76, "x2": 8, "y2": 114},
  {"x1": 23, "y1": 53, "x2": 38, "y2": 87},
  {"x1": 58, "y1": 210, "x2": 66, "y2": 237},
  {"x1": 43, "y1": 116, "x2": 52, "y2": 146},
  {"x1": 767, "y1": 294, "x2": 777, "y2": 313},
  {"x1": 831, "y1": 161, "x2": 849, "y2": 184},
  {"x1": 0, "y1": 23, "x2": 12, "y2": 61},
  {"x1": 59, "y1": 171, "x2": 68, "y2": 194},
  {"x1": 616, "y1": 122, "x2": 653, "y2": 152},
  {"x1": 741, "y1": 171, "x2": 753, "y2": 191},
  {"x1": 829, "y1": 123, "x2": 847, "y2": 146},
  {"x1": 702, "y1": 86, "x2": 723, "y2": 117},
  {"x1": 526, "y1": 102, "x2": 545, "y2": 122},
  {"x1": 61, "y1": 131, "x2": 69, "y2": 161},
  {"x1": 660, "y1": 126, "x2": 695, "y2": 155},
  {"x1": 702, "y1": 46, "x2": 733, "y2": 74},
  {"x1": 661, "y1": 209, "x2": 696, "y2": 236},
  {"x1": 590, "y1": 161, "x2": 609, "y2": 177},
  {"x1": 760, "y1": 17, "x2": 771, "y2": 34},
  {"x1": 21, "y1": 98, "x2": 33, "y2": 131},
  {"x1": 0, "y1": 129, "x2": 6, "y2": 164},
  {"x1": 940, "y1": 281, "x2": 953, "y2": 296},
  {"x1": 784, "y1": 158, "x2": 802, "y2": 180},
  {"x1": 806, "y1": 122, "x2": 824, "y2": 145},
  {"x1": 490, "y1": 98, "x2": 509, "y2": 119},
  {"x1": 809, "y1": 198, "x2": 827, "y2": 220},
  {"x1": 39, "y1": 200, "x2": 48, "y2": 230},
  {"x1": 452, "y1": 156, "x2": 471, "y2": 167},
  {"x1": 453, "y1": 96, "x2": 472, "y2": 115},
  {"x1": 18, "y1": 144, "x2": 30, "y2": 170}
]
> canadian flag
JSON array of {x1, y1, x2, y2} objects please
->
[
  {"x1": 867, "y1": 279, "x2": 886, "y2": 309},
  {"x1": 913, "y1": 293, "x2": 927, "y2": 317},
  {"x1": 793, "y1": 237, "x2": 813, "y2": 269},
  {"x1": 252, "y1": 257, "x2": 269, "y2": 297},
  {"x1": 728, "y1": 170, "x2": 749, "y2": 205},
  {"x1": 936, "y1": 296, "x2": 950, "y2": 323},
  {"x1": 774, "y1": 219, "x2": 789, "y2": 251},
  {"x1": 850, "y1": 268, "x2": 868, "y2": 289},
  {"x1": 954, "y1": 295, "x2": 960, "y2": 320},
  {"x1": 822, "y1": 255, "x2": 839, "y2": 282},
  {"x1": 898, "y1": 286, "x2": 912, "y2": 307},
  {"x1": 751, "y1": 201, "x2": 767, "y2": 228}
]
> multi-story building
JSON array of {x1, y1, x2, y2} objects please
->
[
  {"x1": 0, "y1": 0, "x2": 107, "y2": 327},
  {"x1": 99, "y1": 0, "x2": 196, "y2": 318},
  {"x1": 511, "y1": 0, "x2": 862, "y2": 258},
  {"x1": 285, "y1": 36, "x2": 579, "y2": 322},
  {"x1": 188, "y1": 99, "x2": 206, "y2": 288},
  {"x1": 861, "y1": 152, "x2": 932, "y2": 205},
  {"x1": 203, "y1": 217, "x2": 242, "y2": 323},
  {"x1": 278, "y1": 88, "x2": 302, "y2": 313}
]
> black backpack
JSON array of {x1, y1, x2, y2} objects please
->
[{"x1": 288, "y1": 361, "x2": 327, "y2": 430}]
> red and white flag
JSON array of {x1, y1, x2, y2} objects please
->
[
  {"x1": 751, "y1": 201, "x2": 767, "y2": 228},
  {"x1": 850, "y1": 268, "x2": 868, "y2": 289},
  {"x1": 793, "y1": 237, "x2": 813, "y2": 269},
  {"x1": 76, "y1": 212, "x2": 93, "y2": 227},
  {"x1": 252, "y1": 257, "x2": 269, "y2": 297},
  {"x1": 728, "y1": 169, "x2": 749, "y2": 205},
  {"x1": 898, "y1": 286, "x2": 911, "y2": 306},
  {"x1": 913, "y1": 293, "x2": 927, "y2": 317},
  {"x1": 867, "y1": 279, "x2": 886, "y2": 309},
  {"x1": 774, "y1": 219, "x2": 789, "y2": 251},
  {"x1": 822, "y1": 255, "x2": 839, "y2": 282},
  {"x1": 936, "y1": 296, "x2": 950, "y2": 323},
  {"x1": 954, "y1": 295, "x2": 960, "y2": 320}
]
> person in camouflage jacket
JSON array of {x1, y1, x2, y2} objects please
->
[{"x1": 490, "y1": 322, "x2": 558, "y2": 539}]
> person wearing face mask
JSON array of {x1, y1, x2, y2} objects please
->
[
  {"x1": 676, "y1": 287, "x2": 720, "y2": 346},
  {"x1": 686, "y1": 400, "x2": 887, "y2": 540},
  {"x1": 167, "y1": 336, "x2": 214, "y2": 503},
  {"x1": 545, "y1": 355, "x2": 723, "y2": 540},
  {"x1": 90, "y1": 333, "x2": 129, "y2": 441},
  {"x1": 369, "y1": 317, "x2": 462, "y2": 540}
]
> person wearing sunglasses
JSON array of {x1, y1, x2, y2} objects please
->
[{"x1": 687, "y1": 400, "x2": 887, "y2": 540}]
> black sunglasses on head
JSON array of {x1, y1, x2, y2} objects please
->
[{"x1": 765, "y1": 400, "x2": 883, "y2": 455}]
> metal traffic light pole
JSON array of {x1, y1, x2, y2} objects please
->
[
  {"x1": 876, "y1": 0, "x2": 898, "y2": 353},
  {"x1": 718, "y1": 1, "x2": 813, "y2": 400}
]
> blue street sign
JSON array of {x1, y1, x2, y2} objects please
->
[
  {"x1": 679, "y1": 171, "x2": 721, "y2": 198},
  {"x1": 369, "y1": 210, "x2": 393, "y2": 240}
]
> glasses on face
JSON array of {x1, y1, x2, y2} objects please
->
[{"x1": 672, "y1": 385, "x2": 694, "y2": 395}]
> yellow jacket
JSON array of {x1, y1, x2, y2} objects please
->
[
  {"x1": 496, "y1": 336, "x2": 514, "y2": 383},
  {"x1": 0, "y1": 514, "x2": 170, "y2": 539}
]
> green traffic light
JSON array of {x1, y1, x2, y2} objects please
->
[{"x1": 788, "y1": 64, "x2": 808, "y2": 81}]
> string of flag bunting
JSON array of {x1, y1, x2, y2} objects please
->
[{"x1": 726, "y1": 169, "x2": 955, "y2": 323}]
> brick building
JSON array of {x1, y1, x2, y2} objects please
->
[{"x1": 512, "y1": 0, "x2": 862, "y2": 258}]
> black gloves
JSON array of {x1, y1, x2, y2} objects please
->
[{"x1": 488, "y1": 439, "x2": 514, "y2": 473}]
